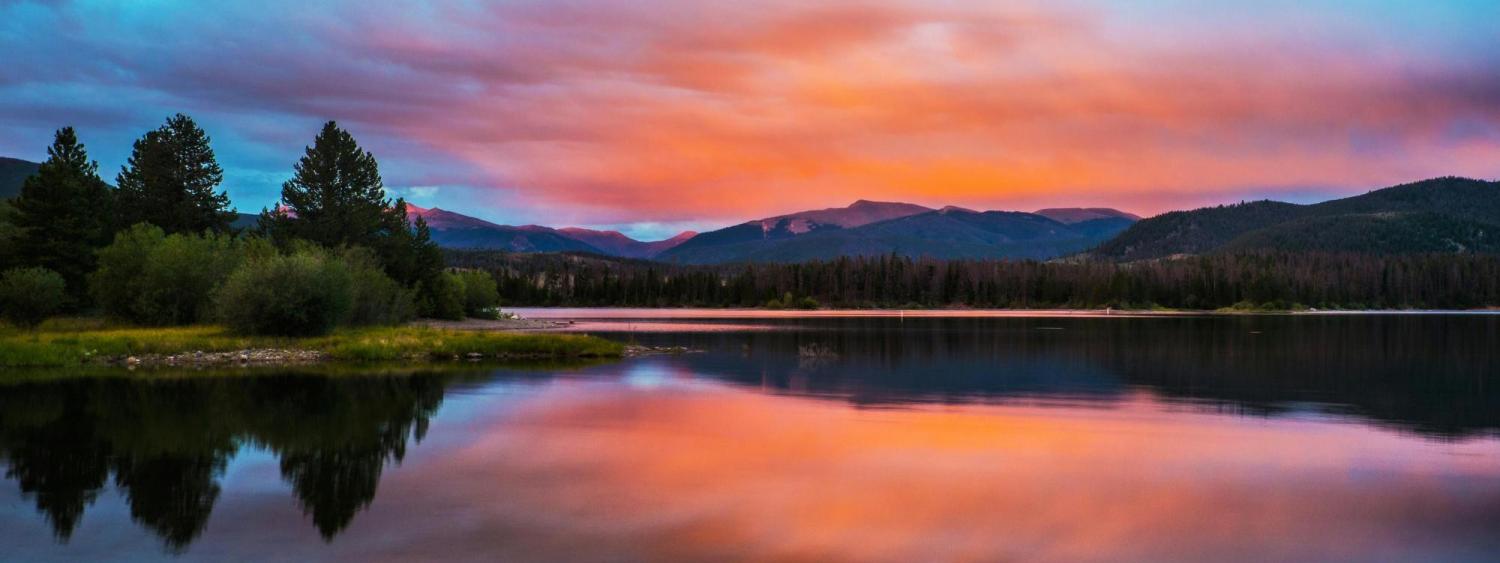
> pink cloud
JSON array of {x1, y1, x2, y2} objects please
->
[{"x1": 3, "y1": 0, "x2": 1497, "y2": 224}]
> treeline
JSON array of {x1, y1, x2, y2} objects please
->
[
  {"x1": 0, "y1": 117, "x2": 499, "y2": 334},
  {"x1": 449, "y1": 250, "x2": 1500, "y2": 310}
]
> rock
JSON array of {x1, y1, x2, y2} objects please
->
[{"x1": 798, "y1": 343, "x2": 838, "y2": 359}]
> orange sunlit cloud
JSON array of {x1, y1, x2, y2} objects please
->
[
  {"x1": 3, "y1": 0, "x2": 1498, "y2": 231},
  {"x1": 378, "y1": 1, "x2": 1500, "y2": 225}
]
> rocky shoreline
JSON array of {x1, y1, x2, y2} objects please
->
[
  {"x1": 109, "y1": 349, "x2": 327, "y2": 368},
  {"x1": 100, "y1": 343, "x2": 693, "y2": 368},
  {"x1": 417, "y1": 317, "x2": 575, "y2": 331}
]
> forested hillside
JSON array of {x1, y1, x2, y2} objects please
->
[
  {"x1": 1094, "y1": 177, "x2": 1500, "y2": 260},
  {"x1": 0, "y1": 157, "x2": 41, "y2": 199},
  {"x1": 660, "y1": 207, "x2": 1134, "y2": 264}
]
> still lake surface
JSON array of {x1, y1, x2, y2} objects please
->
[{"x1": 3, "y1": 311, "x2": 1500, "y2": 562}]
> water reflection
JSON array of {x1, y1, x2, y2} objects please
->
[
  {"x1": 587, "y1": 315, "x2": 1500, "y2": 438},
  {"x1": 0, "y1": 370, "x2": 454, "y2": 549},
  {"x1": 0, "y1": 315, "x2": 1497, "y2": 560}
]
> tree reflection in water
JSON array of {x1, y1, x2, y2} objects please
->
[
  {"x1": 617, "y1": 314, "x2": 1500, "y2": 439},
  {"x1": 2, "y1": 315, "x2": 1499, "y2": 554},
  {"x1": 0, "y1": 370, "x2": 454, "y2": 550}
]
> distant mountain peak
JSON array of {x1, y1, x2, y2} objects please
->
[
  {"x1": 560, "y1": 227, "x2": 628, "y2": 238},
  {"x1": 552, "y1": 226, "x2": 696, "y2": 258},
  {"x1": 848, "y1": 199, "x2": 911, "y2": 209},
  {"x1": 0, "y1": 156, "x2": 42, "y2": 199},
  {"x1": 408, "y1": 205, "x2": 504, "y2": 230},
  {"x1": 1034, "y1": 207, "x2": 1142, "y2": 224},
  {"x1": 940, "y1": 205, "x2": 977, "y2": 214},
  {"x1": 757, "y1": 200, "x2": 934, "y2": 231}
]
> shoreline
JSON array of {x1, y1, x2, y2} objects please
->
[
  {"x1": 503, "y1": 307, "x2": 1500, "y2": 320},
  {"x1": 0, "y1": 323, "x2": 624, "y2": 369},
  {"x1": 101, "y1": 342, "x2": 690, "y2": 369}
]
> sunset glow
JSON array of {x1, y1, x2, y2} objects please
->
[
  {"x1": 267, "y1": 379, "x2": 1500, "y2": 562},
  {"x1": 2, "y1": 1, "x2": 1497, "y2": 237}
]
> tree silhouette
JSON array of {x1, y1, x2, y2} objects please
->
[
  {"x1": 263, "y1": 121, "x2": 392, "y2": 248},
  {"x1": 262, "y1": 121, "x2": 444, "y2": 303},
  {"x1": 0, "y1": 373, "x2": 452, "y2": 550},
  {"x1": 115, "y1": 114, "x2": 233, "y2": 234},
  {"x1": 11, "y1": 127, "x2": 114, "y2": 300},
  {"x1": 0, "y1": 385, "x2": 112, "y2": 541},
  {"x1": 113, "y1": 454, "x2": 226, "y2": 551}
]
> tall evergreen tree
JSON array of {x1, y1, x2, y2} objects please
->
[
  {"x1": 0, "y1": 200, "x2": 20, "y2": 272},
  {"x1": 116, "y1": 114, "x2": 233, "y2": 234},
  {"x1": 12, "y1": 127, "x2": 114, "y2": 300},
  {"x1": 263, "y1": 121, "x2": 391, "y2": 248},
  {"x1": 263, "y1": 121, "x2": 444, "y2": 300}
]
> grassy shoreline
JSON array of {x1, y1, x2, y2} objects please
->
[
  {"x1": 0, "y1": 319, "x2": 623, "y2": 368},
  {"x1": 508, "y1": 304, "x2": 1500, "y2": 314}
]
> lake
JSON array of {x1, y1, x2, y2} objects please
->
[{"x1": 3, "y1": 312, "x2": 1499, "y2": 562}]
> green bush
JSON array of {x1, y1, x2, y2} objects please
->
[
  {"x1": 91, "y1": 224, "x2": 245, "y2": 325},
  {"x1": 454, "y1": 270, "x2": 499, "y2": 318},
  {"x1": 215, "y1": 249, "x2": 352, "y2": 336},
  {"x1": 0, "y1": 267, "x2": 67, "y2": 328},
  {"x1": 417, "y1": 272, "x2": 467, "y2": 320},
  {"x1": 764, "y1": 292, "x2": 819, "y2": 310},
  {"x1": 341, "y1": 247, "x2": 416, "y2": 326}
]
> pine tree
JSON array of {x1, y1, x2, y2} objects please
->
[
  {"x1": 0, "y1": 200, "x2": 20, "y2": 272},
  {"x1": 115, "y1": 113, "x2": 233, "y2": 234},
  {"x1": 263, "y1": 121, "x2": 390, "y2": 248},
  {"x1": 263, "y1": 121, "x2": 446, "y2": 309},
  {"x1": 12, "y1": 127, "x2": 115, "y2": 300}
]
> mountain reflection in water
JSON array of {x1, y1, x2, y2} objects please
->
[
  {"x1": 556, "y1": 314, "x2": 1500, "y2": 438},
  {"x1": 1, "y1": 314, "x2": 1498, "y2": 561}
]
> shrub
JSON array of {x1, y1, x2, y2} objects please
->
[
  {"x1": 0, "y1": 267, "x2": 67, "y2": 328},
  {"x1": 764, "y1": 292, "x2": 816, "y2": 310},
  {"x1": 215, "y1": 249, "x2": 352, "y2": 336},
  {"x1": 417, "y1": 272, "x2": 466, "y2": 320},
  {"x1": 341, "y1": 247, "x2": 416, "y2": 326},
  {"x1": 91, "y1": 224, "x2": 244, "y2": 325},
  {"x1": 454, "y1": 270, "x2": 499, "y2": 318}
]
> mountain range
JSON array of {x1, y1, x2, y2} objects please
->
[
  {"x1": 282, "y1": 201, "x2": 1134, "y2": 263},
  {"x1": 406, "y1": 205, "x2": 701, "y2": 257},
  {"x1": 656, "y1": 201, "x2": 1138, "y2": 263},
  {"x1": 5, "y1": 153, "x2": 1497, "y2": 262},
  {"x1": 1093, "y1": 177, "x2": 1500, "y2": 260}
]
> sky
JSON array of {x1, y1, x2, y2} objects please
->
[{"x1": 2, "y1": 0, "x2": 1498, "y2": 240}]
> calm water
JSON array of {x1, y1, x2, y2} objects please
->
[{"x1": 3, "y1": 313, "x2": 1500, "y2": 562}]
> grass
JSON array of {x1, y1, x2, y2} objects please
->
[
  {"x1": 314, "y1": 327, "x2": 623, "y2": 362},
  {"x1": 0, "y1": 319, "x2": 623, "y2": 368}
]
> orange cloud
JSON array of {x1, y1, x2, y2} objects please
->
[
  {"x1": 14, "y1": 1, "x2": 1490, "y2": 226},
  {"x1": 355, "y1": 1, "x2": 1499, "y2": 225}
]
